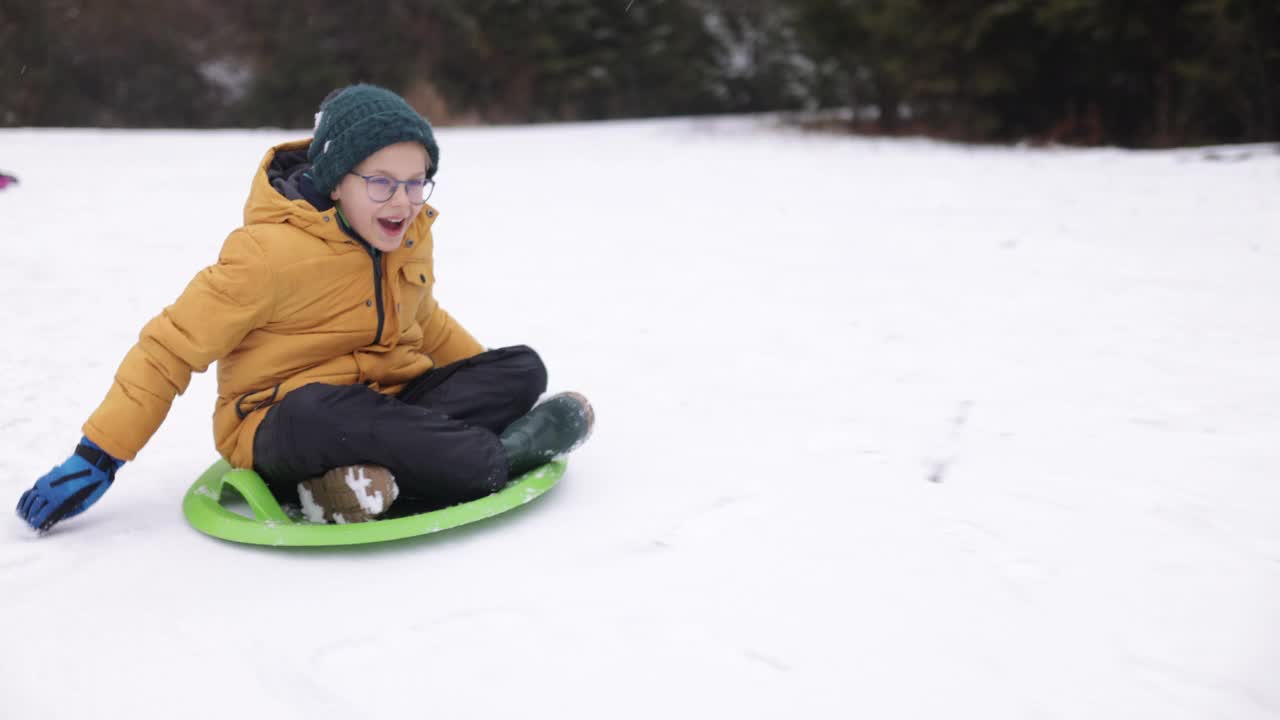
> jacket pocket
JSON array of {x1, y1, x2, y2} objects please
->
[
  {"x1": 398, "y1": 262, "x2": 435, "y2": 330},
  {"x1": 401, "y1": 261, "x2": 434, "y2": 288},
  {"x1": 234, "y1": 384, "x2": 281, "y2": 419}
]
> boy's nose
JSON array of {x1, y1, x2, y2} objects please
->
[{"x1": 388, "y1": 184, "x2": 412, "y2": 206}]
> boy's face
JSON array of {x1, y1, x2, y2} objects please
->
[{"x1": 330, "y1": 141, "x2": 431, "y2": 253}]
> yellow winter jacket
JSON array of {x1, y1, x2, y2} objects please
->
[{"x1": 83, "y1": 140, "x2": 483, "y2": 469}]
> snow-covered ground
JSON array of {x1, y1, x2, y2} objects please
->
[{"x1": 1, "y1": 119, "x2": 1277, "y2": 719}]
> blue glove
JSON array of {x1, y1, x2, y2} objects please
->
[{"x1": 17, "y1": 437, "x2": 123, "y2": 532}]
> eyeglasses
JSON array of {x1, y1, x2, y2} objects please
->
[{"x1": 348, "y1": 172, "x2": 435, "y2": 204}]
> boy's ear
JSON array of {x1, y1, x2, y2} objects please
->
[{"x1": 330, "y1": 186, "x2": 341, "y2": 202}]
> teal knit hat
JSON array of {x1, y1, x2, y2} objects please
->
[{"x1": 307, "y1": 84, "x2": 440, "y2": 194}]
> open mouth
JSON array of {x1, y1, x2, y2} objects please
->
[{"x1": 377, "y1": 217, "x2": 406, "y2": 235}]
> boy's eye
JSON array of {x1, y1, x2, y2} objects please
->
[
  {"x1": 369, "y1": 177, "x2": 395, "y2": 189},
  {"x1": 405, "y1": 180, "x2": 426, "y2": 191}
]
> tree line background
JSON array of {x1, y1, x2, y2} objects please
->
[{"x1": 1, "y1": 0, "x2": 1276, "y2": 147}]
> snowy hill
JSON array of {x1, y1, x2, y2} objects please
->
[{"x1": 1, "y1": 119, "x2": 1277, "y2": 719}]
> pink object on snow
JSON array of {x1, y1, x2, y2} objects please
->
[{"x1": 0, "y1": 173, "x2": 17, "y2": 190}]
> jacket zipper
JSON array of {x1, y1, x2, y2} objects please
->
[
  {"x1": 370, "y1": 248, "x2": 386, "y2": 345},
  {"x1": 336, "y1": 210, "x2": 387, "y2": 347}
]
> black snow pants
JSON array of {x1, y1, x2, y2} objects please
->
[{"x1": 252, "y1": 345, "x2": 547, "y2": 507}]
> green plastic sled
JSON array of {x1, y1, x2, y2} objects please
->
[{"x1": 183, "y1": 458, "x2": 565, "y2": 547}]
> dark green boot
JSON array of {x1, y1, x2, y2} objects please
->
[{"x1": 500, "y1": 392, "x2": 595, "y2": 477}]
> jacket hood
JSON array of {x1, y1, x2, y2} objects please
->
[
  {"x1": 267, "y1": 146, "x2": 317, "y2": 204},
  {"x1": 244, "y1": 140, "x2": 328, "y2": 229}
]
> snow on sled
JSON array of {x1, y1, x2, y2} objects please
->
[{"x1": 183, "y1": 458, "x2": 565, "y2": 547}]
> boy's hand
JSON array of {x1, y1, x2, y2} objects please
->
[{"x1": 16, "y1": 438, "x2": 123, "y2": 532}]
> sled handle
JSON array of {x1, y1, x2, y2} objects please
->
[
  {"x1": 185, "y1": 459, "x2": 292, "y2": 526},
  {"x1": 221, "y1": 468, "x2": 291, "y2": 523}
]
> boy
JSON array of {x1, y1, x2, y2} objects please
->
[{"x1": 17, "y1": 84, "x2": 593, "y2": 531}]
